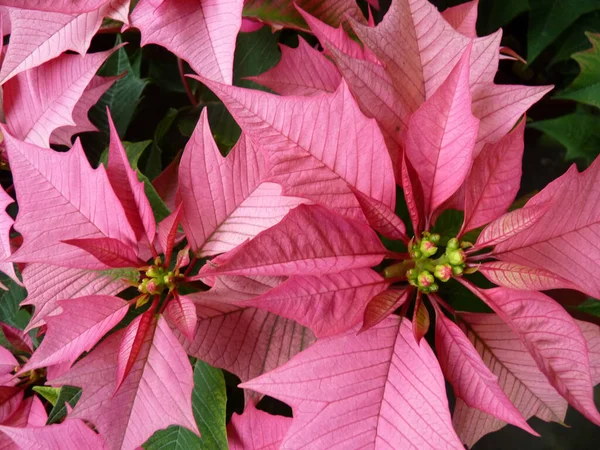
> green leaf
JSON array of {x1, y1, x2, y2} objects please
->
[
  {"x1": 143, "y1": 360, "x2": 227, "y2": 450},
  {"x1": 0, "y1": 273, "x2": 29, "y2": 329},
  {"x1": 90, "y1": 36, "x2": 149, "y2": 137},
  {"x1": 529, "y1": 112, "x2": 600, "y2": 164},
  {"x1": 140, "y1": 171, "x2": 171, "y2": 222},
  {"x1": 32, "y1": 387, "x2": 60, "y2": 406},
  {"x1": 527, "y1": 0, "x2": 600, "y2": 63},
  {"x1": 555, "y1": 32, "x2": 600, "y2": 108},
  {"x1": 144, "y1": 109, "x2": 178, "y2": 180},
  {"x1": 550, "y1": 11, "x2": 600, "y2": 65},
  {"x1": 234, "y1": 27, "x2": 281, "y2": 90},
  {"x1": 99, "y1": 140, "x2": 152, "y2": 169},
  {"x1": 47, "y1": 386, "x2": 82, "y2": 424},
  {"x1": 477, "y1": 0, "x2": 530, "y2": 36},
  {"x1": 577, "y1": 298, "x2": 600, "y2": 316}
]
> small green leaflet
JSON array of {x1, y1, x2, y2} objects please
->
[
  {"x1": 47, "y1": 386, "x2": 83, "y2": 424},
  {"x1": 33, "y1": 386, "x2": 61, "y2": 406},
  {"x1": 577, "y1": 298, "x2": 600, "y2": 317}
]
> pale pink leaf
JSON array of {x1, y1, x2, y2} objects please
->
[
  {"x1": 178, "y1": 110, "x2": 306, "y2": 257},
  {"x1": 492, "y1": 160, "x2": 600, "y2": 298},
  {"x1": 52, "y1": 317, "x2": 198, "y2": 450},
  {"x1": 479, "y1": 261, "x2": 575, "y2": 291},
  {"x1": 157, "y1": 205, "x2": 181, "y2": 266},
  {"x1": 464, "y1": 284, "x2": 600, "y2": 425},
  {"x1": 227, "y1": 403, "x2": 291, "y2": 450},
  {"x1": 3, "y1": 130, "x2": 136, "y2": 269},
  {"x1": 461, "y1": 119, "x2": 525, "y2": 234},
  {"x1": 130, "y1": 0, "x2": 243, "y2": 84},
  {"x1": 63, "y1": 237, "x2": 141, "y2": 269},
  {"x1": 242, "y1": 317, "x2": 463, "y2": 449},
  {"x1": 50, "y1": 75, "x2": 119, "y2": 147},
  {"x1": 0, "y1": 1, "x2": 129, "y2": 84},
  {"x1": 249, "y1": 37, "x2": 341, "y2": 96},
  {"x1": 180, "y1": 275, "x2": 315, "y2": 403},
  {"x1": 361, "y1": 287, "x2": 411, "y2": 331},
  {"x1": 475, "y1": 203, "x2": 550, "y2": 249},
  {"x1": 107, "y1": 110, "x2": 156, "y2": 247},
  {"x1": 453, "y1": 314, "x2": 600, "y2": 447},
  {"x1": 20, "y1": 295, "x2": 129, "y2": 372},
  {"x1": 199, "y1": 204, "x2": 386, "y2": 278},
  {"x1": 243, "y1": 268, "x2": 388, "y2": 338},
  {"x1": 352, "y1": 189, "x2": 407, "y2": 241},
  {"x1": 405, "y1": 48, "x2": 479, "y2": 222},
  {"x1": 442, "y1": 0, "x2": 478, "y2": 37},
  {"x1": 20, "y1": 263, "x2": 128, "y2": 331},
  {"x1": 0, "y1": 1, "x2": 110, "y2": 13},
  {"x1": 434, "y1": 308, "x2": 537, "y2": 436},
  {"x1": 3, "y1": 50, "x2": 115, "y2": 148},
  {"x1": 0, "y1": 419, "x2": 108, "y2": 450},
  {"x1": 0, "y1": 186, "x2": 18, "y2": 285},
  {"x1": 195, "y1": 78, "x2": 396, "y2": 221},
  {"x1": 164, "y1": 293, "x2": 197, "y2": 343}
]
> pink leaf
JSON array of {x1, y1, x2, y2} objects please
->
[
  {"x1": 0, "y1": 387, "x2": 23, "y2": 424},
  {"x1": 352, "y1": 189, "x2": 408, "y2": 242},
  {"x1": 20, "y1": 263, "x2": 128, "y2": 331},
  {"x1": 178, "y1": 110, "x2": 306, "y2": 257},
  {"x1": 63, "y1": 237, "x2": 141, "y2": 269},
  {"x1": 157, "y1": 205, "x2": 181, "y2": 266},
  {"x1": 0, "y1": 1, "x2": 129, "y2": 84},
  {"x1": 52, "y1": 317, "x2": 198, "y2": 450},
  {"x1": 227, "y1": 403, "x2": 291, "y2": 450},
  {"x1": 0, "y1": 186, "x2": 19, "y2": 286},
  {"x1": 20, "y1": 295, "x2": 129, "y2": 372},
  {"x1": 0, "y1": 1, "x2": 110, "y2": 14},
  {"x1": 452, "y1": 314, "x2": 600, "y2": 447},
  {"x1": 492, "y1": 159, "x2": 600, "y2": 298},
  {"x1": 164, "y1": 293, "x2": 197, "y2": 343},
  {"x1": 433, "y1": 306, "x2": 537, "y2": 436},
  {"x1": 243, "y1": 268, "x2": 388, "y2": 338},
  {"x1": 195, "y1": 78, "x2": 396, "y2": 221},
  {"x1": 441, "y1": 0, "x2": 478, "y2": 38},
  {"x1": 106, "y1": 110, "x2": 156, "y2": 248},
  {"x1": 2, "y1": 396, "x2": 47, "y2": 427},
  {"x1": 199, "y1": 204, "x2": 386, "y2": 278},
  {"x1": 479, "y1": 261, "x2": 575, "y2": 290},
  {"x1": 0, "y1": 419, "x2": 108, "y2": 450},
  {"x1": 0, "y1": 323, "x2": 32, "y2": 353},
  {"x1": 412, "y1": 292, "x2": 430, "y2": 343},
  {"x1": 130, "y1": 0, "x2": 243, "y2": 84},
  {"x1": 248, "y1": 37, "x2": 341, "y2": 96},
  {"x1": 361, "y1": 287, "x2": 411, "y2": 331},
  {"x1": 180, "y1": 275, "x2": 316, "y2": 403},
  {"x1": 50, "y1": 75, "x2": 119, "y2": 147},
  {"x1": 461, "y1": 119, "x2": 525, "y2": 234},
  {"x1": 242, "y1": 317, "x2": 463, "y2": 449},
  {"x1": 151, "y1": 154, "x2": 179, "y2": 212},
  {"x1": 3, "y1": 129, "x2": 137, "y2": 269},
  {"x1": 405, "y1": 47, "x2": 479, "y2": 222},
  {"x1": 0, "y1": 346, "x2": 17, "y2": 376},
  {"x1": 464, "y1": 284, "x2": 600, "y2": 425},
  {"x1": 3, "y1": 50, "x2": 116, "y2": 148},
  {"x1": 401, "y1": 155, "x2": 425, "y2": 235}
]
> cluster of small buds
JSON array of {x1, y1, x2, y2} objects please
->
[{"x1": 137, "y1": 257, "x2": 179, "y2": 297}]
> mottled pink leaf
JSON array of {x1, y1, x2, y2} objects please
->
[
  {"x1": 242, "y1": 317, "x2": 463, "y2": 449},
  {"x1": 352, "y1": 189, "x2": 407, "y2": 242},
  {"x1": 479, "y1": 261, "x2": 575, "y2": 291},
  {"x1": 106, "y1": 110, "x2": 156, "y2": 248},
  {"x1": 492, "y1": 159, "x2": 600, "y2": 298},
  {"x1": 0, "y1": 419, "x2": 107, "y2": 450},
  {"x1": 243, "y1": 268, "x2": 388, "y2": 338},
  {"x1": 178, "y1": 110, "x2": 305, "y2": 257},
  {"x1": 361, "y1": 287, "x2": 411, "y2": 332},
  {"x1": 227, "y1": 403, "x2": 291, "y2": 450},
  {"x1": 63, "y1": 237, "x2": 141, "y2": 269},
  {"x1": 3, "y1": 50, "x2": 115, "y2": 148},
  {"x1": 21, "y1": 263, "x2": 128, "y2": 331},
  {"x1": 405, "y1": 48, "x2": 479, "y2": 222},
  {"x1": 442, "y1": 0, "x2": 478, "y2": 37},
  {"x1": 180, "y1": 275, "x2": 315, "y2": 403},
  {"x1": 130, "y1": 0, "x2": 243, "y2": 84},
  {"x1": 249, "y1": 37, "x2": 341, "y2": 96},
  {"x1": 20, "y1": 295, "x2": 129, "y2": 372},
  {"x1": 196, "y1": 79, "x2": 396, "y2": 221},
  {"x1": 199, "y1": 204, "x2": 386, "y2": 278},
  {"x1": 463, "y1": 284, "x2": 600, "y2": 425},
  {"x1": 0, "y1": 1, "x2": 110, "y2": 13},
  {"x1": 53, "y1": 317, "x2": 198, "y2": 450},
  {"x1": 433, "y1": 305, "x2": 537, "y2": 436},
  {"x1": 0, "y1": 187, "x2": 18, "y2": 286},
  {"x1": 453, "y1": 314, "x2": 600, "y2": 447},
  {"x1": 157, "y1": 205, "x2": 181, "y2": 266},
  {"x1": 50, "y1": 75, "x2": 119, "y2": 147},
  {"x1": 3, "y1": 130, "x2": 136, "y2": 269},
  {"x1": 0, "y1": 1, "x2": 129, "y2": 84},
  {"x1": 461, "y1": 119, "x2": 525, "y2": 234},
  {"x1": 164, "y1": 293, "x2": 197, "y2": 343}
]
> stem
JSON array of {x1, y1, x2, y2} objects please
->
[
  {"x1": 467, "y1": 252, "x2": 493, "y2": 262},
  {"x1": 178, "y1": 58, "x2": 197, "y2": 107},
  {"x1": 158, "y1": 291, "x2": 175, "y2": 315},
  {"x1": 183, "y1": 256, "x2": 198, "y2": 277}
]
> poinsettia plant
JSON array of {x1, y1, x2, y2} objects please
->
[{"x1": 0, "y1": 0, "x2": 597, "y2": 449}]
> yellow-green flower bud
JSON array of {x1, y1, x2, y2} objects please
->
[
  {"x1": 419, "y1": 239, "x2": 438, "y2": 257},
  {"x1": 452, "y1": 265, "x2": 464, "y2": 276},
  {"x1": 447, "y1": 249, "x2": 466, "y2": 265},
  {"x1": 447, "y1": 238, "x2": 460, "y2": 251},
  {"x1": 417, "y1": 271, "x2": 435, "y2": 288},
  {"x1": 434, "y1": 264, "x2": 452, "y2": 282}
]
